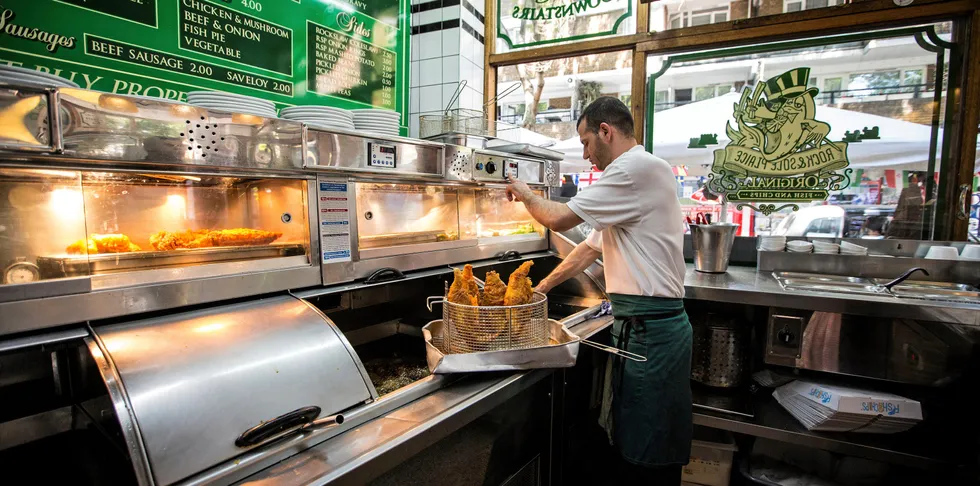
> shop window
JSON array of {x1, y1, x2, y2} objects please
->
[
  {"x1": 497, "y1": 0, "x2": 637, "y2": 53},
  {"x1": 674, "y1": 88, "x2": 693, "y2": 104},
  {"x1": 646, "y1": 24, "x2": 957, "y2": 239},
  {"x1": 785, "y1": 0, "x2": 840, "y2": 13},
  {"x1": 495, "y1": 50, "x2": 633, "y2": 172}
]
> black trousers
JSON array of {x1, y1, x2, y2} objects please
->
[{"x1": 617, "y1": 455, "x2": 683, "y2": 485}]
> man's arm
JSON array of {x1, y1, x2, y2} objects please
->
[
  {"x1": 506, "y1": 179, "x2": 583, "y2": 232},
  {"x1": 536, "y1": 240, "x2": 601, "y2": 294}
]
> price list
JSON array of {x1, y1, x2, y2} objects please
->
[{"x1": 306, "y1": 21, "x2": 396, "y2": 110}]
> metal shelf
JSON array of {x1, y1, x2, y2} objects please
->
[{"x1": 694, "y1": 393, "x2": 972, "y2": 472}]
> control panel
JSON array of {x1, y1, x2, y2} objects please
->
[
  {"x1": 472, "y1": 151, "x2": 543, "y2": 184},
  {"x1": 367, "y1": 142, "x2": 397, "y2": 168}
]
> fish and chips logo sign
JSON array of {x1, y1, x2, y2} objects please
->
[
  {"x1": 707, "y1": 67, "x2": 852, "y2": 215},
  {"x1": 498, "y1": 0, "x2": 632, "y2": 49}
]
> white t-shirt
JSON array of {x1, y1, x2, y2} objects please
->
[{"x1": 568, "y1": 145, "x2": 686, "y2": 298}]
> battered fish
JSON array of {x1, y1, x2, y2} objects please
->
[
  {"x1": 503, "y1": 261, "x2": 534, "y2": 306},
  {"x1": 479, "y1": 270, "x2": 507, "y2": 306},
  {"x1": 447, "y1": 264, "x2": 479, "y2": 306},
  {"x1": 66, "y1": 234, "x2": 141, "y2": 255}
]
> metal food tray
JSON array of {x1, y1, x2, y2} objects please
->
[
  {"x1": 37, "y1": 243, "x2": 307, "y2": 277},
  {"x1": 422, "y1": 319, "x2": 581, "y2": 373},
  {"x1": 482, "y1": 142, "x2": 564, "y2": 161},
  {"x1": 359, "y1": 230, "x2": 451, "y2": 249}
]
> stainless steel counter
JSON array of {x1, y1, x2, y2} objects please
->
[
  {"x1": 234, "y1": 313, "x2": 614, "y2": 486},
  {"x1": 683, "y1": 264, "x2": 980, "y2": 326}
]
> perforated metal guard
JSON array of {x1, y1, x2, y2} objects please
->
[{"x1": 442, "y1": 292, "x2": 549, "y2": 354}]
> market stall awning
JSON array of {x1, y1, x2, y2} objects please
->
[{"x1": 552, "y1": 92, "x2": 979, "y2": 175}]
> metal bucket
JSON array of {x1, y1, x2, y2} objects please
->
[
  {"x1": 690, "y1": 314, "x2": 749, "y2": 388},
  {"x1": 690, "y1": 223, "x2": 739, "y2": 273}
]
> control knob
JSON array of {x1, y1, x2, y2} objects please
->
[{"x1": 484, "y1": 161, "x2": 496, "y2": 174}]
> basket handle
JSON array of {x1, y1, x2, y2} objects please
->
[
  {"x1": 445, "y1": 80, "x2": 467, "y2": 115},
  {"x1": 426, "y1": 296, "x2": 445, "y2": 312},
  {"x1": 579, "y1": 339, "x2": 647, "y2": 362}
]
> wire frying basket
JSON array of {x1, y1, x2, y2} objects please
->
[{"x1": 426, "y1": 292, "x2": 550, "y2": 354}]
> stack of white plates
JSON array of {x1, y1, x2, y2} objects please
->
[
  {"x1": 279, "y1": 106, "x2": 354, "y2": 131},
  {"x1": 352, "y1": 109, "x2": 400, "y2": 136},
  {"x1": 187, "y1": 91, "x2": 277, "y2": 118},
  {"x1": 774, "y1": 380, "x2": 922, "y2": 434},
  {"x1": 961, "y1": 244, "x2": 980, "y2": 261},
  {"x1": 759, "y1": 236, "x2": 786, "y2": 252},
  {"x1": 840, "y1": 241, "x2": 868, "y2": 256},
  {"x1": 812, "y1": 240, "x2": 840, "y2": 255},
  {"x1": 0, "y1": 64, "x2": 78, "y2": 88},
  {"x1": 786, "y1": 240, "x2": 813, "y2": 253}
]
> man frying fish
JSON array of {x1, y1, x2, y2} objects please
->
[{"x1": 506, "y1": 97, "x2": 692, "y2": 485}]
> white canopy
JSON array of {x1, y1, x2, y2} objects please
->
[{"x1": 553, "y1": 92, "x2": 962, "y2": 175}]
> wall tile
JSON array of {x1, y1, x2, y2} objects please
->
[
  {"x1": 443, "y1": 28, "x2": 460, "y2": 57},
  {"x1": 419, "y1": 57, "x2": 442, "y2": 86},
  {"x1": 411, "y1": 34, "x2": 420, "y2": 61},
  {"x1": 419, "y1": 9, "x2": 440, "y2": 26},
  {"x1": 459, "y1": 31, "x2": 475, "y2": 63},
  {"x1": 442, "y1": 56, "x2": 460, "y2": 84},
  {"x1": 468, "y1": 0, "x2": 485, "y2": 15},
  {"x1": 418, "y1": 32, "x2": 441, "y2": 60},
  {"x1": 410, "y1": 113, "x2": 420, "y2": 138},
  {"x1": 442, "y1": 6, "x2": 460, "y2": 21},
  {"x1": 420, "y1": 85, "x2": 443, "y2": 113},
  {"x1": 410, "y1": 60, "x2": 420, "y2": 87},
  {"x1": 410, "y1": 87, "x2": 420, "y2": 113}
]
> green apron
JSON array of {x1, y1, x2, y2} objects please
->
[{"x1": 608, "y1": 293, "x2": 693, "y2": 467}]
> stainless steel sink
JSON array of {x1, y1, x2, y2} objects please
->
[
  {"x1": 772, "y1": 272, "x2": 885, "y2": 296},
  {"x1": 887, "y1": 280, "x2": 980, "y2": 303},
  {"x1": 772, "y1": 272, "x2": 980, "y2": 304}
]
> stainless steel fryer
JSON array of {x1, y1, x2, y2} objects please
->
[{"x1": 85, "y1": 294, "x2": 374, "y2": 486}]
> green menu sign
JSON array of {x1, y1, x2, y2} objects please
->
[{"x1": 0, "y1": 0, "x2": 408, "y2": 132}]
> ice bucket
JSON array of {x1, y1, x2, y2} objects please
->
[{"x1": 690, "y1": 223, "x2": 739, "y2": 273}]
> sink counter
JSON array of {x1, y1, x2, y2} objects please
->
[{"x1": 683, "y1": 264, "x2": 980, "y2": 326}]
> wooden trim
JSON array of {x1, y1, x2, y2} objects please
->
[
  {"x1": 488, "y1": 0, "x2": 973, "y2": 67},
  {"x1": 952, "y1": 11, "x2": 980, "y2": 240},
  {"x1": 636, "y1": 1, "x2": 650, "y2": 35},
  {"x1": 630, "y1": 49, "x2": 646, "y2": 142},
  {"x1": 484, "y1": 0, "x2": 497, "y2": 133},
  {"x1": 636, "y1": 0, "x2": 975, "y2": 55}
]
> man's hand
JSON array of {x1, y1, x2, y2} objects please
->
[
  {"x1": 534, "y1": 281, "x2": 551, "y2": 295},
  {"x1": 506, "y1": 177, "x2": 534, "y2": 202}
]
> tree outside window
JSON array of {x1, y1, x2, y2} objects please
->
[{"x1": 848, "y1": 71, "x2": 900, "y2": 96}]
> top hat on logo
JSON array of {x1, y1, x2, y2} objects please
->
[{"x1": 763, "y1": 68, "x2": 819, "y2": 107}]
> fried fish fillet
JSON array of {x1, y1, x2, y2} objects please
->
[
  {"x1": 447, "y1": 264, "x2": 479, "y2": 306},
  {"x1": 503, "y1": 261, "x2": 534, "y2": 306},
  {"x1": 479, "y1": 270, "x2": 507, "y2": 306},
  {"x1": 149, "y1": 228, "x2": 282, "y2": 251},
  {"x1": 208, "y1": 228, "x2": 282, "y2": 247},
  {"x1": 149, "y1": 229, "x2": 212, "y2": 251},
  {"x1": 66, "y1": 234, "x2": 141, "y2": 255}
]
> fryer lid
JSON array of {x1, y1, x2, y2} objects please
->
[{"x1": 88, "y1": 295, "x2": 372, "y2": 485}]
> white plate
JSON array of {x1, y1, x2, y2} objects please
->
[
  {"x1": 0, "y1": 66, "x2": 79, "y2": 87},
  {"x1": 190, "y1": 99, "x2": 277, "y2": 113},
  {"x1": 356, "y1": 122, "x2": 401, "y2": 129},
  {"x1": 187, "y1": 91, "x2": 274, "y2": 108},
  {"x1": 192, "y1": 104, "x2": 277, "y2": 117},
  {"x1": 0, "y1": 72, "x2": 77, "y2": 88},
  {"x1": 282, "y1": 113, "x2": 353, "y2": 122},
  {"x1": 354, "y1": 113, "x2": 401, "y2": 121},
  {"x1": 281, "y1": 106, "x2": 351, "y2": 115},
  {"x1": 355, "y1": 119, "x2": 400, "y2": 125},
  {"x1": 186, "y1": 95, "x2": 275, "y2": 110},
  {"x1": 351, "y1": 108, "x2": 398, "y2": 115}
]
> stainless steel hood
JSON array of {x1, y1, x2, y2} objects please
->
[{"x1": 86, "y1": 294, "x2": 374, "y2": 486}]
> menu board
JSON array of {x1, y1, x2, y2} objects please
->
[{"x1": 0, "y1": 0, "x2": 407, "y2": 132}]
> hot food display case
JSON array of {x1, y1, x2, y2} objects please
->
[
  {"x1": 305, "y1": 129, "x2": 559, "y2": 283},
  {"x1": 0, "y1": 85, "x2": 320, "y2": 334}
]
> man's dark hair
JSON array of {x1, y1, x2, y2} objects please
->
[{"x1": 577, "y1": 96, "x2": 634, "y2": 137}]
